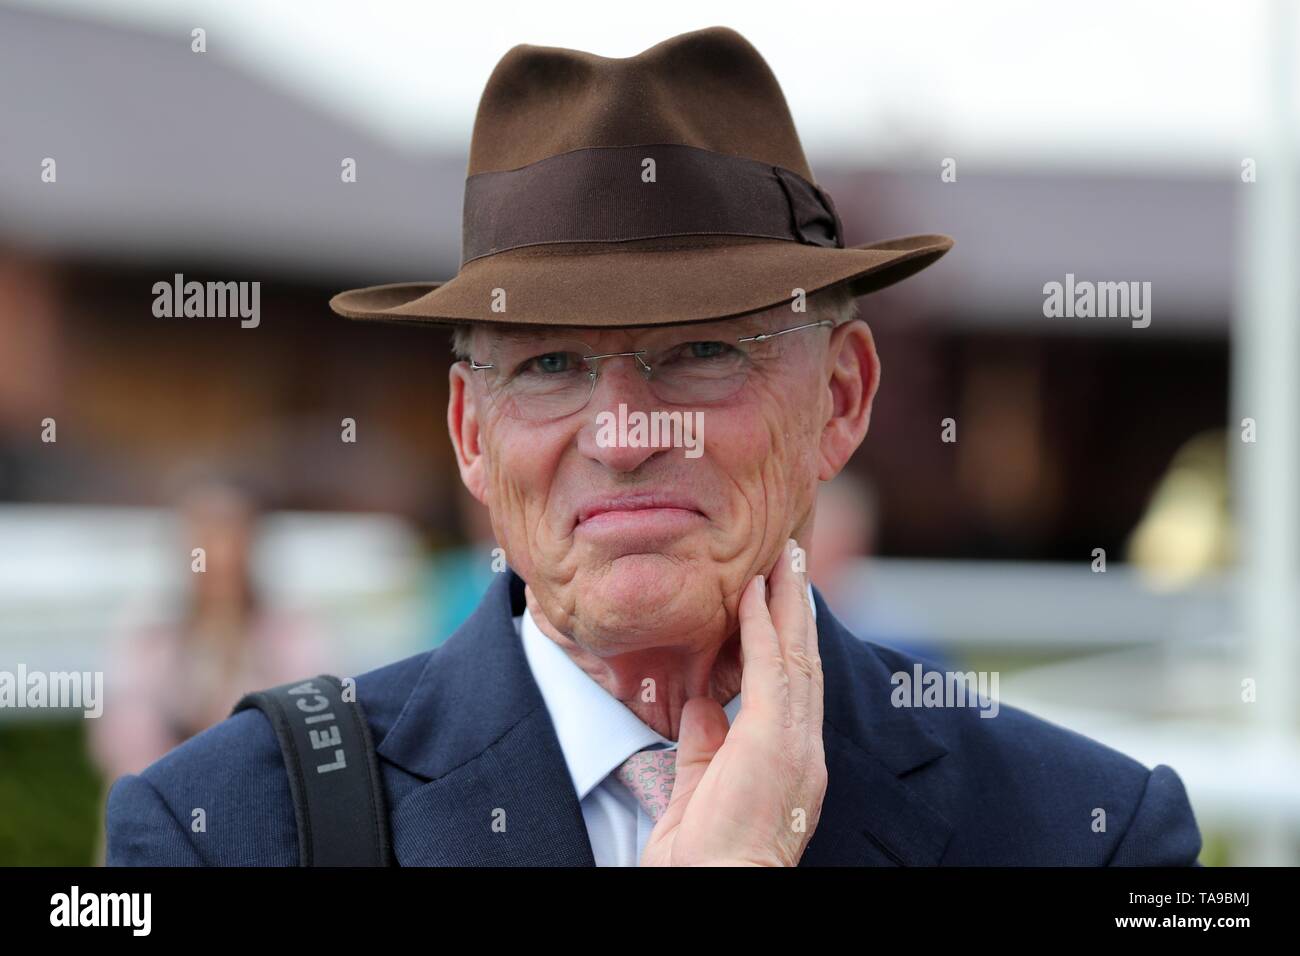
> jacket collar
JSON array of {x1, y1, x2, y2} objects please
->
[{"x1": 378, "y1": 569, "x2": 952, "y2": 866}]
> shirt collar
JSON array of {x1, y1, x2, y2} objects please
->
[{"x1": 515, "y1": 582, "x2": 815, "y2": 801}]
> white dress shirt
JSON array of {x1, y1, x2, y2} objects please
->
[{"x1": 514, "y1": 584, "x2": 816, "y2": 866}]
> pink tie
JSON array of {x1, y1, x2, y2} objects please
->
[{"x1": 614, "y1": 748, "x2": 677, "y2": 822}]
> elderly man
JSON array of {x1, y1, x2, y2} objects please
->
[{"x1": 106, "y1": 27, "x2": 1202, "y2": 867}]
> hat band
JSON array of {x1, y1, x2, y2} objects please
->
[{"x1": 460, "y1": 143, "x2": 844, "y2": 266}]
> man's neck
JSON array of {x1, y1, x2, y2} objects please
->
[{"x1": 523, "y1": 586, "x2": 745, "y2": 741}]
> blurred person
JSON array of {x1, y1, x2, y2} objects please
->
[
  {"x1": 805, "y1": 470, "x2": 877, "y2": 592},
  {"x1": 106, "y1": 28, "x2": 1200, "y2": 867},
  {"x1": 90, "y1": 479, "x2": 329, "y2": 784},
  {"x1": 811, "y1": 471, "x2": 953, "y2": 667}
]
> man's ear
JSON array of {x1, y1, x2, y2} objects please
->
[
  {"x1": 818, "y1": 319, "x2": 881, "y2": 481},
  {"x1": 448, "y1": 362, "x2": 489, "y2": 505}
]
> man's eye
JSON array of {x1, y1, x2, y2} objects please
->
[
  {"x1": 521, "y1": 351, "x2": 581, "y2": 375},
  {"x1": 683, "y1": 341, "x2": 733, "y2": 360}
]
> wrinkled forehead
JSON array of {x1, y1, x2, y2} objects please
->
[{"x1": 467, "y1": 308, "x2": 788, "y2": 351}]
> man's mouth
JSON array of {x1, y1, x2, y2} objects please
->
[{"x1": 574, "y1": 493, "x2": 706, "y2": 536}]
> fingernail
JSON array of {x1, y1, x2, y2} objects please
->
[{"x1": 757, "y1": 574, "x2": 765, "y2": 598}]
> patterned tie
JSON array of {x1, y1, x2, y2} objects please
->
[{"x1": 614, "y1": 748, "x2": 677, "y2": 822}]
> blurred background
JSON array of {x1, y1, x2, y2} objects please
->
[{"x1": 0, "y1": 0, "x2": 1296, "y2": 865}]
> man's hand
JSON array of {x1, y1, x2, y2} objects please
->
[{"x1": 640, "y1": 537, "x2": 828, "y2": 866}]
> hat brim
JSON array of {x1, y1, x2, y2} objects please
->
[{"x1": 328, "y1": 233, "x2": 953, "y2": 329}]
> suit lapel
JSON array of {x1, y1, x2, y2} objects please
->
[
  {"x1": 377, "y1": 570, "x2": 595, "y2": 866},
  {"x1": 377, "y1": 570, "x2": 952, "y2": 866},
  {"x1": 387, "y1": 706, "x2": 596, "y2": 866}
]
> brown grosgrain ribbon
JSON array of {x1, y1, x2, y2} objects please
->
[{"x1": 460, "y1": 143, "x2": 845, "y2": 265}]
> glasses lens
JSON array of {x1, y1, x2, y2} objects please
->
[
  {"x1": 642, "y1": 336, "x2": 754, "y2": 405},
  {"x1": 472, "y1": 328, "x2": 774, "y2": 418},
  {"x1": 479, "y1": 339, "x2": 595, "y2": 421}
]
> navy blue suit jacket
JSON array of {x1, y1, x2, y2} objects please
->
[{"x1": 106, "y1": 570, "x2": 1202, "y2": 865}]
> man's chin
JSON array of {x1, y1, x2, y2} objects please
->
[
  {"x1": 567, "y1": 558, "x2": 728, "y2": 652},
  {"x1": 592, "y1": 552, "x2": 702, "y2": 598}
]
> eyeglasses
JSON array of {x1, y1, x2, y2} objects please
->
[{"x1": 466, "y1": 319, "x2": 833, "y2": 422}]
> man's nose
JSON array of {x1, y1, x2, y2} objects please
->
[{"x1": 576, "y1": 353, "x2": 668, "y2": 472}]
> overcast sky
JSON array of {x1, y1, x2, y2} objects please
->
[{"x1": 10, "y1": 0, "x2": 1298, "y2": 172}]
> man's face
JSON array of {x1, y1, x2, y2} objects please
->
[{"x1": 448, "y1": 307, "x2": 878, "y2": 656}]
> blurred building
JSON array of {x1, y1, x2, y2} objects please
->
[{"x1": 0, "y1": 4, "x2": 1233, "y2": 561}]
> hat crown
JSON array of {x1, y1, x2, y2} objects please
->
[
  {"x1": 328, "y1": 27, "x2": 953, "y2": 331},
  {"x1": 466, "y1": 26, "x2": 815, "y2": 180}
]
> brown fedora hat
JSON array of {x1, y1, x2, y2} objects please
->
[{"x1": 329, "y1": 26, "x2": 953, "y2": 329}]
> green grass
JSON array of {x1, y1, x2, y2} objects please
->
[{"x1": 0, "y1": 720, "x2": 105, "y2": 866}]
